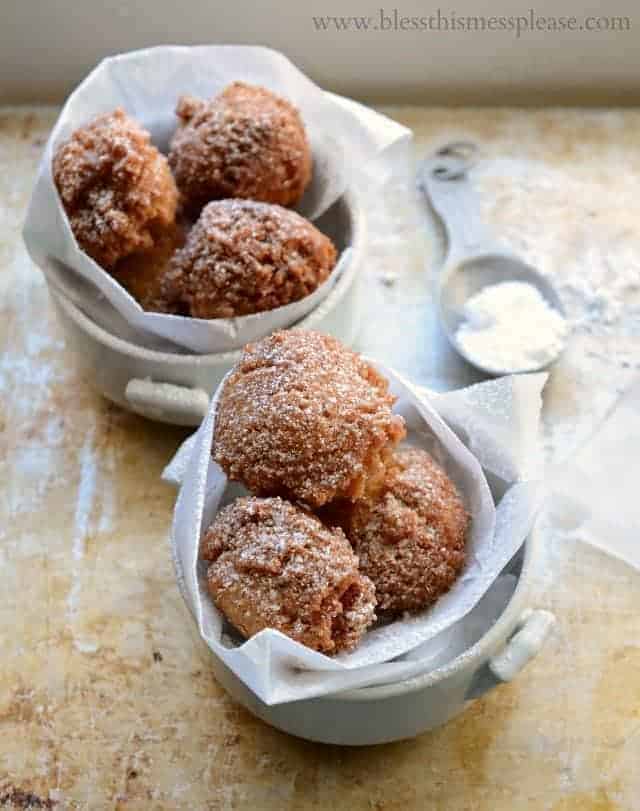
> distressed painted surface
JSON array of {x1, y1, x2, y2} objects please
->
[{"x1": 0, "y1": 107, "x2": 639, "y2": 810}]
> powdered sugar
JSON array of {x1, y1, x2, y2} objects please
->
[
  {"x1": 213, "y1": 330, "x2": 405, "y2": 507},
  {"x1": 52, "y1": 108, "x2": 178, "y2": 269},
  {"x1": 202, "y1": 496, "x2": 376, "y2": 654},
  {"x1": 475, "y1": 157, "x2": 640, "y2": 338},
  {"x1": 455, "y1": 280, "x2": 569, "y2": 373},
  {"x1": 169, "y1": 82, "x2": 312, "y2": 211},
  {"x1": 164, "y1": 200, "x2": 337, "y2": 318}
]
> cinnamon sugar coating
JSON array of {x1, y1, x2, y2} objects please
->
[
  {"x1": 213, "y1": 330, "x2": 406, "y2": 508},
  {"x1": 321, "y1": 447, "x2": 469, "y2": 614},
  {"x1": 168, "y1": 82, "x2": 312, "y2": 212},
  {"x1": 111, "y1": 220, "x2": 186, "y2": 312},
  {"x1": 52, "y1": 108, "x2": 178, "y2": 270},
  {"x1": 161, "y1": 200, "x2": 336, "y2": 318},
  {"x1": 202, "y1": 497, "x2": 376, "y2": 654}
]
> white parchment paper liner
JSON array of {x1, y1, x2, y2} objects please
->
[
  {"x1": 165, "y1": 369, "x2": 547, "y2": 704},
  {"x1": 547, "y1": 374, "x2": 640, "y2": 572},
  {"x1": 23, "y1": 45, "x2": 411, "y2": 354}
]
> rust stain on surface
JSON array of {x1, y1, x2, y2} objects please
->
[
  {"x1": 0, "y1": 787, "x2": 56, "y2": 809},
  {"x1": 551, "y1": 788, "x2": 619, "y2": 811}
]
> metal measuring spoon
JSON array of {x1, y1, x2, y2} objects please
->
[{"x1": 418, "y1": 142, "x2": 567, "y2": 376}]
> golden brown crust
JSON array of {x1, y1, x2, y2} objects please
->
[
  {"x1": 202, "y1": 497, "x2": 376, "y2": 654},
  {"x1": 161, "y1": 199, "x2": 336, "y2": 318},
  {"x1": 213, "y1": 330, "x2": 406, "y2": 508},
  {"x1": 52, "y1": 108, "x2": 178, "y2": 270},
  {"x1": 321, "y1": 447, "x2": 469, "y2": 614},
  {"x1": 168, "y1": 82, "x2": 312, "y2": 212},
  {"x1": 111, "y1": 220, "x2": 187, "y2": 311}
]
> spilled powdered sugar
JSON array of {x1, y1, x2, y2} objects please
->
[
  {"x1": 71, "y1": 425, "x2": 98, "y2": 562},
  {"x1": 67, "y1": 423, "x2": 98, "y2": 618},
  {"x1": 0, "y1": 179, "x2": 116, "y2": 654},
  {"x1": 474, "y1": 157, "x2": 640, "y2": 338}
]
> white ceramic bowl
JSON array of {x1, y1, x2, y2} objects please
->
[
  {"x1": 201, "y1": 534, "x2": 553, "y2": 745},
  {"x1": 174, "y1": 469, "x2": 553, "y2": 745},
  {"x1": 47, "y1": 192, "x2": 365, "y2": 426}
]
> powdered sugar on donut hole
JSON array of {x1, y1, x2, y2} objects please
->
[
  {"x1": 455, "y1": 280, "x2": 569, "y2": 373},
  {"x1": 52, "y1": 108, "x2": 178, "y2": 270},
  {"x1": 213, "y1": 331, "x2": 406, "y2": 508},
  {"x1": 168, "y1": 82, "x2": 312, "y2": 212},
  {"x1": 163, "y1": 200, "x2": 336, "y2": 319},
  {"x1": 201, "y1": 497, "x2": 377, "y2": 654}
]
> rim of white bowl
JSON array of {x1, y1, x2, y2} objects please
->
[
  {"x1": 49, "y1": 189, "x2": 365, "y2": 366},
  {"x1": 332, "y1": 525, "x2": 538, "y2": 701}
]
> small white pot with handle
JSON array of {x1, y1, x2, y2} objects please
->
[{"x1": 199, "y1": 530, "x2": 553, "y2": 745}]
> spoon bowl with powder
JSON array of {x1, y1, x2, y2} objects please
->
[
  {"x1": 439, "y1": 254, "x2": 568, "y2": 375},
  {"x1": 419, "y1": 143, "x2": 569, "y2": 376}
]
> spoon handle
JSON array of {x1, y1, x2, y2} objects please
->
[{"x1": 418, "y1": 145, "x2": 496, "y2": 262}]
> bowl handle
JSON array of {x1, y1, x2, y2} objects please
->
[
  {"x1": 125, "y1": 378, "x2": 210, "y2": 426},
  {"x1": 465, "y1": 609, "x2": 555, "y2": 700}
]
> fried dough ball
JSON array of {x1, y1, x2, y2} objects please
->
[
  {"x1": 168, "y1": 82, "x2": 312, "y2": 212},
  {"x1": 214, "y1": 330, "x2": 406, "y2": 508},
  {"x1": 111, "y1": 221, "x2": 186, "y2": 311},
  {"x1": 52, "y1": 108, "x2": 178, "y2": 270},
  {"x1": 202, "y1": 497, "x2": 376, "y2": 654},
  {"x1": 160, "y1": 199, "x2": 336, "y2": 319},
  {"x1": 321, "y1": 447, "x2": 469, "y2": 614}
]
